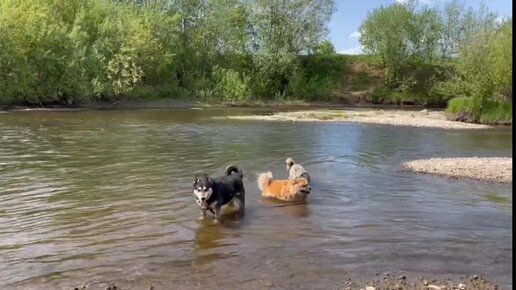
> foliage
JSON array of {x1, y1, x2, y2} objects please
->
[
  {"x1": 445, "y1": 96, "x2": 482, "y2": 123},
  {"x1": 210, "y1": 66, "x2": 252, "y2": 102},
  {"x1": 456, "y1": 20, "x2": 512, "y2": 102},
  {"x1": 479, "y1": 100, "x2": 512, "y2": 125},
  {"x1": 442, "y1": 20, "x2": 512, "y2": 123},
  {"x1": 315, "y1": 40, "x2": 336, "y2": 55},
  {"x1": 359, "y1": 2, "x2": 442, "y2": 88},
  {"x1": 0, "y1": 0, "x2": 511, "y2": 124},
  {"x1": 0, "y1": 0, "x2": 336, "y2": 106},
  {"x1": 359, "y1": 0, "x2": 511, "y2": 122},
  {"x1": 289, "y1": 54, "x2": 346, "y2": 100}
]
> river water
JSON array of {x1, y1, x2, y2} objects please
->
[{"x1": 0, "y1": 108, "x2": 512, "y2": 289}]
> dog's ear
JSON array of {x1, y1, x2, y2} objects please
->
[
  {"x1": 198, "y1": 174, "x2": 212, "y2": 182},
  {"x1": 194, "y1": 174, "x2": 205, "y2": 183}
]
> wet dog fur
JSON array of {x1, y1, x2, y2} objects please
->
[
  {"x1": 193, "y1": 165, "x2": 245, "y2": 221},
  {"x1": 286, "y1": 157, "x2": 310, "y2": 183},
  {"x1": 257, "y1": 171, "x2": 311, "y2": 202}
]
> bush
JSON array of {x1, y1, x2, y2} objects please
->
[
  {"x1": 210, "y1": 66, "x2": 251, "y2": 102},
  {"x1": 430, "y1": 77, "x2": 474, "y2": 103},
  {"x1": 370, "y1": 87, "x2": 393, "y2": 104},
  {"x1": 445, "y1": 96, "x2": 482, "y2": 123},
  {"x1": 304, "y1": 75, "x2": 334, "y2": 101},
  {"x1": 480, "y1": 100, "x2": 512, "y2": 125}
]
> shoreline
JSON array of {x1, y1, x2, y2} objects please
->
[
  {"x1": 3, "y1": 101, "x2": 510, "y2": 129},
  {"x1": 2, "y1": 99, "x2": 450, "y2": 112},
  {"x1": 2, "y1": 99, "x2": 343, "y2": 111},
  {"x1": 402, "y1": 157, "x2": 512, "y2": 183},
  {"x1": 214, "y1": 109, "x2": 498, "y2": 129},
  {"x1": 10, "y1": 273, "x2": 503, "y2": 290}
]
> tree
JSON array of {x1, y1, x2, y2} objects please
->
[
  {"x1": 315, "y1": 40, "x2": 335, "y2": 55},
  {"x1": 248, "y1": 0, "x2": 335, "y2": 54},
  {"x1": 359, "y1": 2, "x2": 441, "y2": 87},
  {"x1": 439, "y1": 0, "x2": 497, "y2": 58}
]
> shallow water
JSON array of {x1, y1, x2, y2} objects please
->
[{"x1": 0, "y1": 108, "x2": 512, "y2": 290}]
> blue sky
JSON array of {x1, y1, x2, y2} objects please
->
[{"x1": 329, "y1": 0, "x2": 513, "y2": 54}]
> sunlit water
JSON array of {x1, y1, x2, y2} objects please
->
[{"x1": 0, "y1": 108, "x2": 512, "y2": 289}]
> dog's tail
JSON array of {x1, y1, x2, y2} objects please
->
[
  {"x1": 286, "y1": 157, "x2": 295, "y2": 170},
  {"x1": 257, "y1": 171, "x2": 273, "y2": 192},
  {"x1": 225, "y1": 165, "x2": 243, "y2": 179}
]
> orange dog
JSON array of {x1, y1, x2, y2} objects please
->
[{"x1": 257, "y1": 171, "x2": 311, "y2": 201}]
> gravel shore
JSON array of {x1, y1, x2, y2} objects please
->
[
  {"x1": 402, "y1": 157, "x2": 512, "y2": 183},
  {"x1": 217, "y1": 109, "x2": 493, "y2": 129},
  {"x1": 49, "y1": 273, "x2": 502, "y2": 290}
]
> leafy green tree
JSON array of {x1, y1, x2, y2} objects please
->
[
  {"x1": 315, "y1": 40, "x2": 335, "y2": 55},
  {"x1": 359, "y1": 2, "x2": 441, "y2": 88}
]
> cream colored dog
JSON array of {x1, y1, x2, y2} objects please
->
[{"x1": 286, "y1": 157, "x2": 310, "y2": 183}]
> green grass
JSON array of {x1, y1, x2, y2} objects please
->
[
  {"x1": 343, "y1": 54, "x2": 383, "y2": 67},
  {"x1": 370, "y1": 87, "x2": 417, "y2": 105},
  {"x1": 480, "y1": 100, "x2": 512, "y2": 124},
  {"x1": 445, "y1": 96, "x2": 482, "y2": 123},
  {"x1": 446, "y1": 96, "x2": 512, "y2": 124}
]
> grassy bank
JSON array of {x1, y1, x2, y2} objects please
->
[{"x1": 445, "y1": 97, "x2": 512, "y2": 125}]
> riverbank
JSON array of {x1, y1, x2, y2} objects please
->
[
  {"x1": 215, "y1": 108, "x2": 494, "y2": 129},
  {"x1": 40, "y1": 273, "x2": 500, "y2": 290},
  {"x1": 402, "y1": 157, "x2": 512, "y2": 183},
  {"x1": 5, "y1": 100, "x2": 508, "y2": 130},
  {"x1": 3, "y1": 99, "x2": 338, "y2": 111}
]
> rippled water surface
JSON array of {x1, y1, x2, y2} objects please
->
[{"x1": 0, "y1": 108, "x2": 512, "y2": 290}]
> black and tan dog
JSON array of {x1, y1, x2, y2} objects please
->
[{"x1": 193, "y1": 165, "x2": 245, "y2": 221}]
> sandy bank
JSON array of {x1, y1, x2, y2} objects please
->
[
  {"x1": 216, "y1": 109, "x2": 493, "y2": 129},
  {"x1": 402, "y1": 157, "x2": 512, "y2": 183}
]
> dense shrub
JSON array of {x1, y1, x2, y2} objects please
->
[{"x1": 445, "y1": 96, "x2": 482, "y2": 123}]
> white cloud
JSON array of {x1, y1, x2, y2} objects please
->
[
  {"x1": 495, "y1": 17, "x2": 504, "y2": 25},
  {"x1": 338, "y1": 46, "x2": 363, "y2": 55},
  {"x1": 395, "y1": 0, "x2": 409, "y2": 3},
  {"x1": 349, "y1": 31, "x2": 361, "y2": 39}
]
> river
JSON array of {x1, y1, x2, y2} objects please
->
[{"x1": 0, "y1": 108, "x2": 512, "y2": 289}]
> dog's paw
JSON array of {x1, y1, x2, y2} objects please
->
[
  {"x1": 212, "y1": 219, "x2": 220, "y2": 224},
  {"x1": 198, "y1": 215, "x2": 205, "y2": 221}
]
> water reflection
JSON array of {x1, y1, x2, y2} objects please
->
[{"x1": 259, "y1": 198, "x2": 311, "y2": 219}]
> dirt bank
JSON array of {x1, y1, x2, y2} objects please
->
[
  {"x1": 402, "y1": 157, "x2": 512, "y2": 183},
  {"x1": 216, "y1": 109, "x2": 492, "y2": 129},
  {"x1": 4, "y1": 99, "x2": 347, "y2": 112}
]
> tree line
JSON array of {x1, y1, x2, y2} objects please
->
[
  {"x1": 0, "y1": 0, "x2": 512, "y2": 124},
  {"x1": 0, "y1": 0, "x2": 336, "y2": 106},
  {"x1": 359, "y1": 0, "x2": 512, "y2": 123}
]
